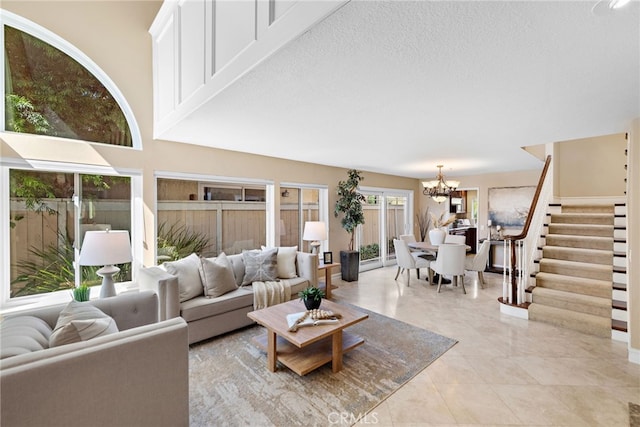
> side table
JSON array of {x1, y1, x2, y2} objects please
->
[{"x1": 318, "y1": 262, "x2": 340, "y2": 299}]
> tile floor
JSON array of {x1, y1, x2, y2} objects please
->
[{"x1": 329, "y1": 266, "x2": 639, "y2": 426}]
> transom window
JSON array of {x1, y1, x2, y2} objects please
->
[{"x1": 2, "y1": 11, "x2": 140, "y2": 147}]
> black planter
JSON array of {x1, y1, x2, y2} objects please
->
[
  {"x1": 303, "y1": 297, "x2": 321, "y2": 310},
  {"x1": 340, "y1": 250, "x2": 360, "y2": 282}
]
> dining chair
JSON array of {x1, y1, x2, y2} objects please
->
[
  {"x1": 444, "y1": 234, "x2": 466, "y2": 244},
  {"x1": 430, "y1": 243, "x2": 466, "y2": 294},
  {"x1": 464, "y1": 239, "x2": 491, "y2": 288},
  {"x1": 393, "y1": 239, "x2": 432, "y2": 286},
  {"x1": 399, "y1": 234, "x2": 433, "y2": 260}
]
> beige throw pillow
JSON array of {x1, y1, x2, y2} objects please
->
[
  {"x1": 261, "y1": 246, "x2": 298, "y2": 279},
  {"x1": 49, "y1": 301, "x2": 119, "y2": 347},
  {"x1": 241, "y1": 248, "x2": 278, "y2": 285},
  {"x1": 199, "y1": 253, "x2": 238, "y2": 298},
  {"x1": 163, "y1": 253, "x2": 204, "y2": 302}
]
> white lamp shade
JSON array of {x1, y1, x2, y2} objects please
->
[
  {"x1": 302, "y1": 221, "x2": 327, "y2": 241},
  {"x1": 79, "y1": 230, "x2": 132, "y2": 266}
]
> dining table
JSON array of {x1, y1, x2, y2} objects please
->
[
  {"x1": 407, "y1": 241, "x2": 472, "y2": 252},
  {"x1": 407, "y1": 241, "x2": 472, "y2": 286}
]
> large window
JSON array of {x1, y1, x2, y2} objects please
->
[
  {"x1": 156, "y1": 176, "x2": 273, "y2": 262},
  {"x1": 6, "y1": 168, "x2": 134, "y2": 301}
]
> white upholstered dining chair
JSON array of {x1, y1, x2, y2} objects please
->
[
  {"x1": 430, "y1": 243, "x2": 466, "y2": 294},
  {"x1": 399, "y1": 234, "x2": 433, "y2": 259},
  {"x1": 393, "y1": 239, "x2": 432, "y2": 286},
  {"x1": 464, "y1": 239, "x2": 491, "y2": 288}
]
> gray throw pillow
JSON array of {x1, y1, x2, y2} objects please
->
[
  {"x1": 241, "y1": 248, "x2": 278, "y2": 285},
  {"x1": 163, "y1": 253, "x2": 204, "y2": 302},
  {"x1": 49, "y1": 301, "x2": 119, "y2": 347},
  {"x1": 261, "y1": 246, "x2": 298, "y2": 279},
  {"x1": 199, "y1": 253, "x2": 238, "y2": 298}
]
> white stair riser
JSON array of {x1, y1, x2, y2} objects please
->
[
  {"x1": 613, "y1": 290, "x2": 627, "y2": 301},
  {"x1": 612, "y1": 309, "x2": 627, "y2": 322}
]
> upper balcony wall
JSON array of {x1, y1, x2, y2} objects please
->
[{"x1": 149, "y1": 0, "x2": 347, "y2": 140}]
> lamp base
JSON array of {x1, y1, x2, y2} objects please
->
[
  {"x1": 96, "y1": 265, "x2": 120, "y2": 298},
  {"x1": 310, "y1": 242, "x2": 320, "y2": 254}
]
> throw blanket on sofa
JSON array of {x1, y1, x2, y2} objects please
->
[{"x1": 253, "y1": 280, "x2": 291, "y2": 310}]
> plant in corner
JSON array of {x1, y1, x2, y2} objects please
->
[
  {"x1": 334, "y1": 169, "x2": 365, "y2": 281},
  {"x1": 298, "y1": 286, "x2": 325, "y2": 310}
]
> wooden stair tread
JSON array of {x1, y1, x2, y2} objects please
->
[
  {"x1": 612, "y1": 300, "x2": 627, "y2": 310},
  {"x1": 612, "y1": 319, "x2": 627, "y2": 332}
]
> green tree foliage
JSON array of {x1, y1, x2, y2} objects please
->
[
  {"x1": 4, "y1": 25, "x2": 132, "y2": 145},
  {"x1": 334, "y1": 169, "x2": 365, "y2": 251}
]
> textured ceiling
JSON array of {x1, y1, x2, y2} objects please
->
[{"x1": 163, "y1": 0, "x2": 640, "y2": 179}]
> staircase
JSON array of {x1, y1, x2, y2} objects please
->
[{"x1": 528, "y1": 204, "x2": 627, "y2": 338}]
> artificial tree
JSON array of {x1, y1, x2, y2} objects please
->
[{"x1": 334, "y1": 169, "x2": 365, "y2": 281}]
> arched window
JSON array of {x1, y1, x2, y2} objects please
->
[{"x1": 1, "y1": 10, "x2": 141, "y2": 147}]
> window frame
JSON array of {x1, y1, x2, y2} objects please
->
[
  {"x1": 155, "y1": 171, "x2": 275, "y2": 263},
  {"x1": 1, "y1": 159, "x2": 142, "y2": 308}
]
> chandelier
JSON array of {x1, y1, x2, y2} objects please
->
[{"x1": 422, "y1": 165, "x2": 460, "y2": 204}]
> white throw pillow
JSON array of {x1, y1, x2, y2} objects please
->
[
  {"x1": 199, "y1": 253, "x2": 238, "y2": 298},
  {"x1": 49, "y1": 301, "x2": 119, "y2": 347},
  {"x1": 1, "y1": 316, "x2": 53, "y2": 359},
  {"x1": 241, "y1": 248, "x2": 278, "y2": 285},
  {"x1": 261, "y1": 246, "x2": 298, "y2": 279},
  {"x1": 163, "y1": 253, "x2": 204, "y2": 302}
]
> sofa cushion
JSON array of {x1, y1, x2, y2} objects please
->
[
  {"x1": 199, "y1": 253, "x2": 238, "y2": 298},
  {"x1": 163, "y1": 253, "x2": 204, "y2": 302},
  {"x1": 0, "y1": 316, "x2": 53, "y2": 359},
  {"x1": 261, "y1": 246, "x2": 298, "y2": 279},
  {"x1": 241, "y1": 248, "x2": 278, "y2": 285},
  {"x1": 49, "y1": 301, "x2": 119, "y2": 347},
  {"x1": 180, "y1": 288, "x2": 254, "y2": 322}
]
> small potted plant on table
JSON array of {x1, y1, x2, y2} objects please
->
[{"x1": 298, "y1": 286, "x2": 325, "y2": 310}]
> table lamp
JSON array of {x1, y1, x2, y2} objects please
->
[
  {"x1": 79, "y1": 230, "x2": 132, "y2": 298},
  {"x1": 302, "y1": 221, "x2": 326, "y2": 254}
]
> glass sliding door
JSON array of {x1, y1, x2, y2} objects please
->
[
  {"x1": 386, "y1": 194, "x2": 408, "y2": 263},
  {"x1": 359, "y1": 193, "x2": 382, "y2": 270},
  {"x1": 358, "y1": 189, "x2": 411, "y2": 272}
]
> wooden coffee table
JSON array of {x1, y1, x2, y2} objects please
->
[{"x1": 247, "y1": 299, "x2": 368, "y2": 375}]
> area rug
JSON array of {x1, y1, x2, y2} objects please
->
[{"x1": 188, "y1": 305, "x2": 457, "y2": 426}]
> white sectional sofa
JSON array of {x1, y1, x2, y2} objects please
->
[
  {"x1": 0, "y1": 291, "x2": 189, "y2": 427},
  {"x1": 139, "y1": 249, "x2": 318, "y2": 344}
]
